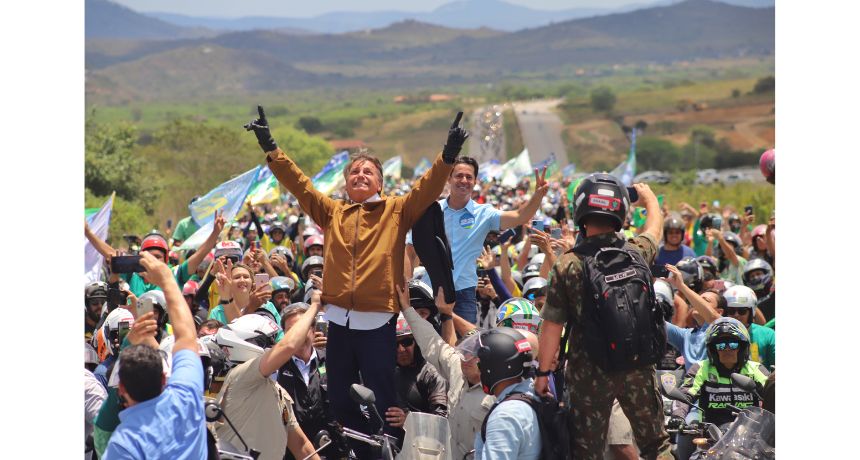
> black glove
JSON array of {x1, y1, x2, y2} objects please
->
[
  {"x1": 667, "y1": 416, "x2": 684, "y2": 430},
  {"x1": 244, "y1": 105, "x2": 278, "y2": 153},
  {"x1": 442, "y1": 111, "x2": 469, "y2": 164}
]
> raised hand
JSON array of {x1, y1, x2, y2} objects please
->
[
  {"x1": 476, "y1": 245, "x2": 495, "y2": 270},
  {"x1": 244, "y1": 105, "x2": 278, "y2": 153},
  {"x1": 139, "y1": 251, "x2": 175, "y2": 289},
  {"x1": 435, "y1": 286, "x2": 455, "y2": 315},
  {"x1": 533, "y1": 166, "x2": 549, "y2": 195},
  {"x1": 442, "y1": 111, "x2": 470, "y2": 164}
]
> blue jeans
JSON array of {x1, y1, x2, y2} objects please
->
[
  {"x1": 454, "y1": 288, "x2": 478, "y2": 325},
  {"x1": 326, "y1": 316, "x2": 398, "y2": 456}
]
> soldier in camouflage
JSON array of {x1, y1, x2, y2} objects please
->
[{"x1": 535, "y1": 176, "x2": 673, "y2": 460}]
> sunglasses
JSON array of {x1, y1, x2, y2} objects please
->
[
  {"x1": 714, "y1": 341, "x2": 740, "y2": 351},
  {"x1": 397, "y1": 338, "x2": 415, "y2": 348},
  {"x1": 723, "y1": 307, "x2": 750, "y2": 316}
]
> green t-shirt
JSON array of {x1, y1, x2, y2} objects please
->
[
  {"x1": 172, "y1": 216, "x2": 200, "y2": 243},
  {"x1": 748, "y1": 323, "x2": 775, "y2": 370},
  {"x1": 121, "y1": 261, "x2": 191, "y2": 297},
  {"x1": 764, "y1": 318, "x2": 775, "y2": 330}
]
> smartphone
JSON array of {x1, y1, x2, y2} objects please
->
[
  {"x1": 111, "y1": 255, "x2": 144, "y2": 274},
  {"x1": 498, "y1": 228, "x2": 516, "y2": 244},
  {"x1": 531, "y1": 219, "x2": 545, "y2": 233},
  {"x1": 107, "y1": 287, "x2": 127, "y2": 308},
  {"x1": 744, "y1": 205, "x2": 754, "y2": 216},
  {"x1": 166, "y1": 219, "x2": 173, "y2": 229},
  {"x1": 118, "y1": 321, "x2": 130, "y2": 343},
  {"x1": 550, "y1": 228, "x2": 562, "y2": 239},
  {"x1": 138, "y1": 297, "x2": 154, "y2": 317},
  {"x1": 626, "y1": 186, "x2": 639, "y2": 204},
  {"x1": 254, "y1": 273, "x2": 270, "y2": 289},
  {"x1": 315, "y1": 314, "x2": 329, "y2": 336},
  {"x1": 712, "y1": 200, "x2": 720, "y2": 208}
]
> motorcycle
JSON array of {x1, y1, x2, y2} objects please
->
[
  {"x1": 204, "y1": 399, "x2": 260, "y2": 460},
  {"x1": 315, "y1": 384, "x2": 452, "y2": 460}
]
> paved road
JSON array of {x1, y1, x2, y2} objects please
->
[
  {"x1": 469, "y1": 105, "x2": 506, "y2": 163},
  {"x1": 512, "y1": 99, "x2": 568, "y2": 169}
]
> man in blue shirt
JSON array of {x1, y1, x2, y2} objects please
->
[
  {"x1": 474, "y1": 327, "x2": 541, "y2": 460},
  {"x1": 104, "y1": 251, "x2": 207, "y2": 460},
  {"x1": 654, "y1": 216, "x2": 696, "y2": 270},
  {"x1": 438, "y1": 157, "x2": 549, "y2": 323}
]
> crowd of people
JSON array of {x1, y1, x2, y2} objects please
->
[{"x1": 83, "y1": 107, "x2": 775, "y2": 460}]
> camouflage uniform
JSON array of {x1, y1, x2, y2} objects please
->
[{"x1": 542, "y1": 232, "x2": 672, "y2": 460}]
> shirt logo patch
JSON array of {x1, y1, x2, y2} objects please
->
[{"x1": 459, "y1": 212, "x2": 475, "y2": 229}]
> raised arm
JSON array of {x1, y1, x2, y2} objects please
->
[
  {"x1": 258, "y1": 290, "x2": 321, "y2": 376},
  {"x1": 401, "y1": 111, "x2": 466, "y2": 226},
  {"x1": 186, "y1": 210, "x2": 225, "y2": 274},
  {"x1": 245, "y1": 105, "x2": 336, "y2": 228},
  {"x1": 710, "y1": 229, "x2": 739, "y2": 267},
  {"x1": 634, "y1": 183, "x2": 663, "y2": 243},
  {"x1": 138, "y1": 251, "x2": 197, "y2": 353},
  {"x1": 85, "y1": 222, "x2": 117, "y2": 260},
  {"x1": 500, "y1": 167, "x2": 549, "y2": 230},
  {"x1": 665, "y1": 264, "x2": 720, "y2": 324}
]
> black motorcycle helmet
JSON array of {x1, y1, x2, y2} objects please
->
[
  {"x1": 663, "y1": 216, "x2": 685, "y2": 243},
  {"x1": 572, "y1": 173, "x2": 630, "y2": 232},
  {"x1": 696, "y1": 255, "x2": 719, "y2": 279},
  {"x1": 477, "y1": 327, "x2": 533, "y2": 394},
  {"x1": 675, "y1": 257, "x2": 704, "y2": 293}
]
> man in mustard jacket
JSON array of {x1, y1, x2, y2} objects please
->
[{"x1": 245, "y1": 106, "x2": 467, "y2": 445}]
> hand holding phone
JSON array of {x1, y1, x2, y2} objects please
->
[
  {"x1": 550, "y1": 228, "x2": 562, "y2": 239},
  {"x1": 498, "y1": 228, "x2": 516, "y2": 245},
  {"x1": 744, "y1": 205, "x2": 754, "y2": 216},
  {"x1": 531, "y1": 219, "x2": 545, "y2": 233},
  {"x1": 254, "y1": 273, "x2": 270, "y2": 289},
  {"x1": 111, "y1": 255, "x2": 144, "y2": 274},
  {"x1": 138, "y1": 297, "x2": 154, "y2": 317}
]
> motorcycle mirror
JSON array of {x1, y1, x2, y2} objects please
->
[
  {"x1": 730, "y1": 373, "x2": 756, "y2": 392},
  {"x1": 707, "y1": 424, "x2": 723, "y2": 442},
  {"x1": 204, "y1": 401, "x2": 223, "y2": 423},
  {"x1": 349, "y1": 383, "x2": 377, "y2": 405}
]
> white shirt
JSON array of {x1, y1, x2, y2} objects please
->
[
  {"x1": 291, "y1": 348, "x2": 318, "y2": 386},
  {"x1": 325, "y1": 193, "x2": 396, "y2": 330}
]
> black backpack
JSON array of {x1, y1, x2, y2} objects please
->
[
  {"x1": 573, "y1": 238, "x2": 667, "y2": 373},
  {"x1": 480, "y1": 392, "x2": 571, "y2": 460}
]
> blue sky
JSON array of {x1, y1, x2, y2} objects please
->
[{"x1": 109, "y1": 0, "x2": 647, "y2": 18}]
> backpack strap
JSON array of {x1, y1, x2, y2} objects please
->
[{"x1": 480, "y1": 392, "x2": 537, "y2": 442}]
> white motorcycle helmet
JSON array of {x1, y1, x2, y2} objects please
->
[
  {"x1": 723, "y1": 285, "x2": 758, "y2": 317},
  {"x1": 214, "y1": 328, "x2": 265, "y2": 365},
  {"x1": 226, "y1": 313, "x2": 282, "y2": 349},
  {"x1": 515, "y1": 241, "x2": 539, "y2": 260},
  {"x1": 95, "y1": 307, "x2": 135, "y2": 360}
]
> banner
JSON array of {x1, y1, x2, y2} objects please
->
[
  {"x1": 246, "y1": 165, "x2": 280, "y2": 205},
  {"x1": 312, "y1": 151, "x2": 350, "y2": 196},
  {"x1": 610, "y1": 129, "x2": 638, "y2": 186},
  {"x1": 84, "y1": 193, "x2": 114, "y2": 284},
  {"x1": 533, "y1": 152, "x2": 559, "y2": 179},
  {"x1": 500, "y1": 148, "x2": 532, "y2": 188},
  {"x1": 561, "y1": 163, "x2": 577, "y2": 179},
  {"x1": 190, "y1": 166, "x2": 261, "y2": 227},
  {"x1": 478, "y1": 159, "x2": 504, "y2": 182},
  {"x1": 412, "y1": 157, "x2": 431, "y2": 178},
  {"x1": 382, "y1": 155, "x2": 402, "y2": 180},
  {"x1": 180, "y1": 166, "x2": 261, "y2": 250}
]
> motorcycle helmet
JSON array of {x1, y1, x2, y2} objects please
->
[
  {"x1": 529, "y1": 253, "x2": 546, "y2": 267},
  {"x1": 214, "y1": 241, "x2": 243, "y2": 262},
  {"x1": 477, "y1": 327, "x2": 533, "y2": 394},
  {"x1": 723, "y1": 285, "x2": 758, "y2": 319},
  {"x1": 182, "y1": 280, "x2": 199, "y2": 297},
  {"x1": 521, "y1": 263, "x2": 542, "y2": 285},
  {"x1": 722, "y1": 232, "x2": 742, "y2": 251},
  {"x1": 515, "y1": 241, "x2": 539, "y2": 260},
  {"x1": 141, "y1": 233, "x2": 169, "y2": 257},
  {"x1": 96, "y1": 307, "x2": 135, "y2": 361},
  {"x1": 572, "y1": 173, "x2": 630, "y2": 231},
  {"x1": 705, "y1": 317, "x2": 751, "y2": 368},
  {"x1": 302, "y1": 225, "x2": 322, "y2": 240},
  {"x1": 759, "y1": 149, "x2": 775, "y2": 184},
  {"x1": 751, "y1": 224, "x2": 768, "y2": 241},
  {"x1": 304, "y1": 235, "x2": 324, "y2": 252},
  {"x1": 225, "y1": 313, "x2": 282, "y2": 350},
  {"x1": 395, "y1": 313, "x2": 412, "y2": 337},
  {"x1": 270, "y1": 276, "x2": 296, "y2": 297},
  {"x1": 85, "y1": 281, "x2": 109, "y2": 305},
  {"x1": 301, "y1": 256, "x2": 324, "y2": 280},
  {"x1": 663, "y1": 216, "x2": 685, "y2": 243},
  {"x1": 742, "y1": 259, "x2": 774, "y2": 296},
  {"x1": 268, "y1": 221, "x2": 287, "y2": 238},
  {"x1": 496, "y1": 297, "x2": 542, "y2": 334},
  {"x1": 675, "y1": 257, "x2": 704, "y2": 293},
  {"x1": 408, "y1": 279, "x2": 435, "y2": 312},
  {"x1": 270, "y1": 245, "x2": 294, "y2": 264},
  {"x1": 653, "y1": 279, "x2": 675, "y2": 321},
  {"x1": 522, "y1": 277, "x2": 548, "y2": 303},
  {"x1": 85, "y1": 342, "x2": 100, "y2": 371},
  {"x1": 696, "y1": 256, "x2": 719, "y2": 279},
  {"x1": 214, "y1": 328, "x2": 266, "y2": 365},
  {"x1": 727, "y1": 214, "x2": 742, "y2": 233}
]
